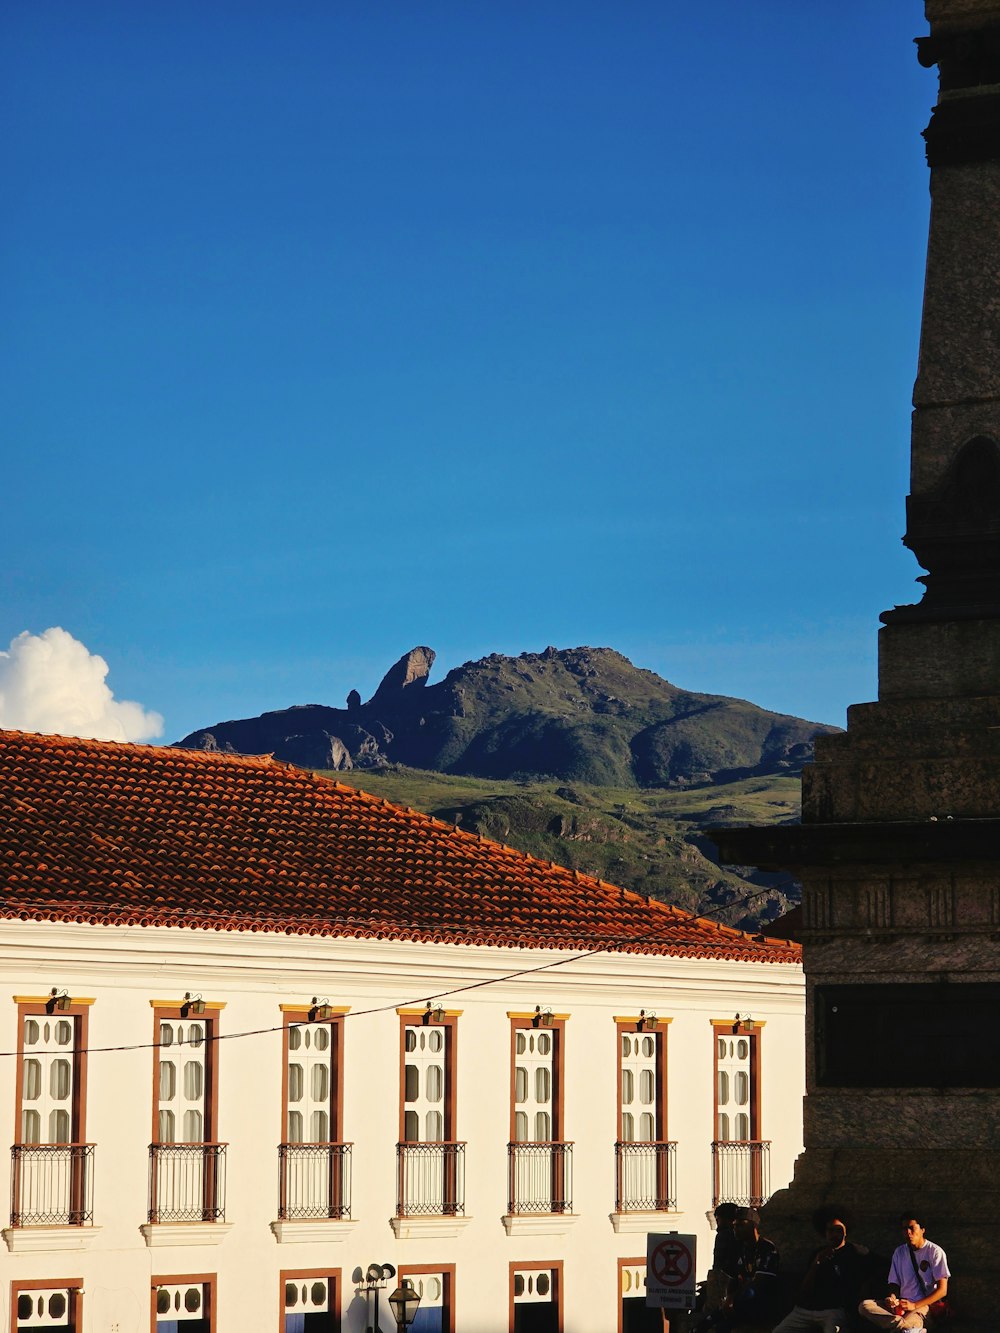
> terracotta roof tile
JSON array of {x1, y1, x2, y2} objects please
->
[{"x1": 0, "y1": 729, "x2": 799, "y2": 964}]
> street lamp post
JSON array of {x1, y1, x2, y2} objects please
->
[{"x1": 362, "y1": 1264, "x2": 421, "y2": 1333}]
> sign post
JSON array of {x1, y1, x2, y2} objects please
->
[{"x1": 645, "y1": 1232, "x2": 697, "y2": 1312}]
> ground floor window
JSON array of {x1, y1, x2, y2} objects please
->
[
  {"x1": 619, "y1": 1261, "x2": 660, "y2": 1333},
  {"x1": 511, "y1": 1265, "x2": 561, "y2": 1333},
  {"x1": 399, "y1": 1267, "x2": 454, "y2": 1333},
  {"x1": 281, "y1": 1270, "x2": 340, "y2": 1332},
  {"x1": 13, "y1": 1284, "x2": 81, "y2": 1333},
  {"x1": 152, "y1": 1278, "x2": 213, "y2": 1333}
]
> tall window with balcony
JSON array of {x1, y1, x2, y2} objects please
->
[
  {"x1": 508, "y1": 1016, "x2": 571, "y2": 1216},
  {"x1": 398, "y1": 1013, "x2": 463, "y2": 1217},
  {"x1": 13, "y1": 1281, "x2": 82, "y2": 1332},
  {"x1": 712, "y1": 1022, "x2": 768, "y2": 1208},
  {"x1": 279, "y1": 1010, "x2": 349, "y2": 1221},
  {"x1": 615, "y1": 1020, "x2": 675, "y2": 1214},
  {"x1": 149, "y1": 1008, "x2": 225, "y2": 1224},
  {"x1": 12, "y1": 1000, "x2": 93, "y2": 1230}
]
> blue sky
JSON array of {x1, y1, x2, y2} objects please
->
[{"x1": 2, "y1": 2, "x2": 934, "y2": 741}]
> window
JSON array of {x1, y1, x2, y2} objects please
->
[
  {"x1": 150, "y1": 1009, "x2": 225, "y2": 1224},
  {"x1": 152, "y1": 1278, "x2": 213, "y2": 1333},
  {"x1": 510, "y1": 1265, "x2": 561, "y2": 1333},
  {"x1": 619, "y1": 1262, "x2": 660, "y2": 1333},
  {"x1": 279, "y1": 1010, "x2": 349, "y2": 1220},
  {"x1": 397, "y1": 1013, "x2": 463, "y2": 1216},
  {"x1": 615, "y1": 1020, "x2": 674, "y2": 1212},
  {"x1": 508, "y1": 1017, "x2": 570, "y2": 1215},
  {"x1": 398, "y1": 1267, "x2": 454, "y2": 1333},
  {"x1": 712, "y1": 1021, "x2": 768, "y2": 1208},
  {"x1": 13, "y1": 1001, "x2": 92, "y2": 1227},
  {"x1": 12, "y1": 1282, "x2": 81, "y2": 1332},
  {"x1": 281, "y1": 1270, "x2": 340, "y2": 1332}
]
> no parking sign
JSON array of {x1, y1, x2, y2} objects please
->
[{"x1": 645, "y1": 1232, "x2": 697, "y2": 1311}]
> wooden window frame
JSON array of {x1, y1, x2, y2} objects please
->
[
  {"x1": 10, "y1": 1278, "x2": 83, "y2": 1333},
  {"x1": 151, "y1": 1007, "x2": 220, "y2": 1145},
  {"x1": 508, "y1": 1261, "x2": 563, "y2": 1333},
  {"x1": 615, "y1": 1018, "x2": 669, "y2": 1141},
  {"x1": 710, "y1": 1019, "x2": 762, "y2": 1140},
  {"x1": 616, "y1": 1258, "x2": 650, "y2": 1333},
  {"x1": 508, "y1": 1014, "x2": 566, "y2": 1142},
  {"x1": 397, "y1": 1010, "x2": 459, "y2": 1142},
  {"x1": 150, "y1": 1273, "x2": 215, "y2": 1332},
  {"x1": 398, "y1": 1264, "x2": 455, "y2": 1333},
  {"x1": 277, "y1": 1268, "x2": 341, "y2": 1333},
  {"x1": 14, "y1": 999, "x2": 91, "y2": 1147},
  {"x1": 280, "y1": 1009, "x2": 346, "y2": 1144}
]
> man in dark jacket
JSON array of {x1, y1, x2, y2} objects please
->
[
  {"x1": 774, "y1": 1206, "x2": 868, "y2": 1333},
  {"x1": 696, "y1": 1207, "x2": 780, "y2": 1332}
]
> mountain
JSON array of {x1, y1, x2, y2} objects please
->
[{"x1": 177, "y1": 644, "x2": 837, "y2": 789}]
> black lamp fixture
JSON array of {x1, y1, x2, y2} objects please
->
[
  {"x1": 388, "y1": 1279, "x2": 421, "y2": 1332},
  {"x1": 533, "y1": 1005, "x2": 553, "y2": 1027},
  {"x1": 639, "y1": 1008, "x2": 658, "y2": 1030},
  {"x1": 424, "y1": 1000, "x2": 445, "y2": 1023},
  {"x1": 47, "y1": 988, "x2": 70, "y2": 1014},
  {"x1": 310, "y1": 996, "x2": 333, "y2": 1021},
  {"x1": 733, "y1": 1012, "x2": 755, "y2": 1033},
  {"x1": 182, "y1": 992, "x2": 206, "y2": 1017}
]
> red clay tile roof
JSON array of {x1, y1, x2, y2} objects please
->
[{"x1": 0, "y1": 729, "x2": 799, "y2": 964}]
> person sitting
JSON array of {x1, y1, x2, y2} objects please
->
[
  {"x1": 701, "y1": 1202, "x2": 741, "y2": 1315},
  {"x1": 858, "y1": 1212, "x2": 950, "y2": 1330},
  {"x1": 772, "y1": 1206, "x2": 868, "y2": 1333},
  {"x1": 696, "y1": 1207, "x2": 780, "y2": 1332}
]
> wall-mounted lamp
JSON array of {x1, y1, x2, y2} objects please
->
[
  {"x1": 424, "y1": 1000, "x2": 445, "y2": 1024},
  {"x1": 47, "y1": 988, "x2": 70, "y2": 1013},
  {"x1": 182, "y1": 992, "x2": 206, "y2": 1017},
  {"x1": 733, "y1": 1013, "x2": 755, "y2": 1033},
  {"x1": 310, "y1": 996, "x2": 333, "y2": 1021},
  {"x1": 639, "y1": 1009, "x2": 658, "y2": 1030},
  {"x1": 534, "y1": 1005, "x2": 553, "y2": 1028},
  {"x1": 362, "y1": 1262, "x2": 398, "y2": 1333}
]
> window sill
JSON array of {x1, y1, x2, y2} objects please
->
[
  {"x1": 270, "y1": 1218, "x2": 359, "y2": 1244},
  {"x1": 390, "y1": 1215, "x2": 472, "y2": 1240},
  {"x1": 3, "y1": 1225, "x2": 103, "y2": 1254},
  {"x1": 502, "y1": 1213, "x2": 580, "y2": 1238},
  {"x1": 610, "y1": 1211, "x2": 682, "y2": 1234},
  {"x1": 140, "y1": 1222, "x2": 234, "y2": 1248}
]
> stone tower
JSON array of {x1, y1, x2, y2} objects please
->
[{"x1": 713, "y1": 2, "x2": 1000, "y2": 1325}]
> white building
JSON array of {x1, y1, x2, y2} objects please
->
[{"x1": 0, "y1": 729, "x2": 804, "y2": 1333}]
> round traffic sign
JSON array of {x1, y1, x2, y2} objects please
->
[{"x1": 650, "y1": 1238, "x2": 693, "y2": 1287}]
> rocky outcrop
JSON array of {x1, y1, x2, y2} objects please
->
[{"x1": 177, "y1": 644, "x2": 838, "y2": 787}]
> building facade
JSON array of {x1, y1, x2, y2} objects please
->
[{"x1": 0, "y1": 731, "x2": 804, "y2": 1333}]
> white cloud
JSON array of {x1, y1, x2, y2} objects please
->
[{"x1": 0, "y1": 627, "x2": 164, "y2": 743}]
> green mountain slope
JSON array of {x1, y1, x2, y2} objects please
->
[{"x1": 324, "y1": 765, "x2": 802, "y2": 930}]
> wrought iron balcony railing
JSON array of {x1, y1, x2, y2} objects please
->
[
  {"x1": 711, "y1": 1139, "x2": 771, "y2": 1208},
  {"x1": 615, "y1": 1140, "x2": 677, "y2": 1212},
  {"x1": 148, "y1": 1143, "x2": 227, "y2": 1224},
  {"x1": 396, "y1": 1142, "x2": 466, "y2": 1217},
  {"x1": 10, "y1": 1144, "x2": 95, "y2": 1227},
  {"x1": 507, "y1": 1141, "x2": 573, "y2": 1215},
  {"x1": 278, "y1": 1142, "x2": 352, "y2": 1220}
]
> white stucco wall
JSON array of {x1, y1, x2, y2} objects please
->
[{"x1": 0, "y1": 919, "x2": 804, "y2": 1333}]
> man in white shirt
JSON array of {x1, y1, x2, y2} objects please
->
[{"x1": 859, "y1": 1214, "x2": 950, "y2": 1330}]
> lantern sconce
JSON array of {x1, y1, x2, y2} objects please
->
[
  {"x1": 47, "y1": 988, "x2": 71, "y2": 1014},
  {"x1": 310, "y1": 996, "x2": 334, "y2": 1021},
  {"x1": 424, "y1": 1000, "x2": 445, "y2": 1024},
  {"x1": 733, "y1": 1012, "x2": 755, "y2": 1034},
  {"x1": 639, "y1": 1008, "x2": 658, "y2": 1030},
  {"x1": 534, "y1": 1005, "x2": 553, "y2": 1028},
  {"x1": 182, "y1": 992, "x2": 206, "y2": 1017}
]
